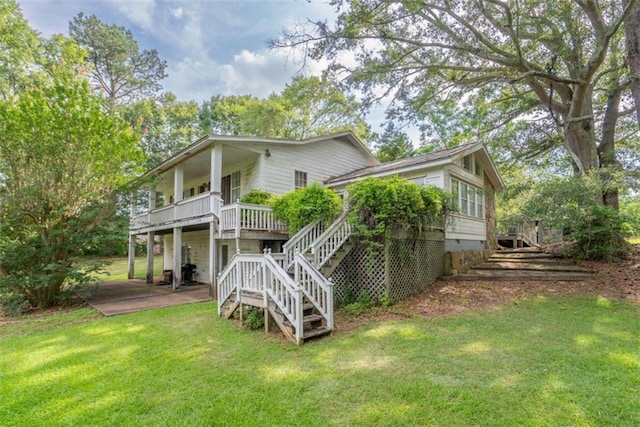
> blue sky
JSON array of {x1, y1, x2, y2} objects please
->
[{"x1": 18, "y1": 1, "x2": 335, "y2": 102}]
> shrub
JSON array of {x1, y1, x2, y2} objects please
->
[
  {"x1": 270, "y1": 183, "x2": 342, "y2": 234},
  {"x1": 568, "y1": 205, "x2": 630, "y2": 261},
  {"x1": 244, "y1": 307, "x2": 265, "y2": 330},
  {"x1": 240, "y1": 189, "x2": 272, "y2": 205},
  {"x1": 346, "y1": 176, "x2": 453, "y2": 251}
]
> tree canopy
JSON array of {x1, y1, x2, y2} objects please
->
[
  {"x1": 281, "y1": 0, "x2": 640, "y2": 205},
  {"x1": 0, "y1": 28, "x2": 141, "y2": 309},
  {"x1": 199, "y1": 76, "x2": 371, "y2": 142},
  {"x1": 69, "y1": 12, "x2": 167, "y2": 109}
]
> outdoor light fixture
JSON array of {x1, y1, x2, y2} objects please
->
[{"x1": 265, "y1": 149, "x2": 271, "y2": 157}]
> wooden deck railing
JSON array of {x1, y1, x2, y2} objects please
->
[
  {"x1": 217, "y1": 254, "x2": 264, "y2": 315},
  {"x1": 282, "y1": 220, "x2": 327, "y2": 270},
  {"x1": 264, "y1": 253, "x2": 304, "y2": 344},
  {"x1": 294, "y1": 253, "x2": 334, "y2": 330},
  {"x1": 130, "y1": 193, "x2": 222, "y2": 232},
  {"x1": 310, "y1": 211, "x2": 351, "y2": 270},
  {"x1": 219, "y1": 203, "x2": 287, "y2": 238}
]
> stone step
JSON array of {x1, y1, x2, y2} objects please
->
[
  {"x1": 475, "y1": 261, "x2": 594, "y2": 273},
  {"x1": 457, "y1": 269, "x2": 593, "y2": 281}
]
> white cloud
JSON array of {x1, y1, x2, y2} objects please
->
[
  {"x1": 105, "y1": 0, "x2": 157, "y2": 31},
  {"x1": 171, "y1": 7, "x2": 183, "y2": 19}
]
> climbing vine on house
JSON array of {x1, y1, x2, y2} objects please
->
[
  {"x1": 270, "y1": 183, "x2": 342, "y2": 234},
  {"x1": 346, "y1": 176, "x2": 454, "y2": 253},
  {"x1": 240, "y1": 189, "x2": 273, "y2": 205}
]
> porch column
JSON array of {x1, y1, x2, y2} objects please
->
[
  {"x1": 146, "y1": 231, "x2": 155, "y2": 284},
  {"x1": 172, "y1": 227, "x2": 182, "y2": 290},
  {"x1": 210, "y1": 144, "x2": 222, "y2": 195},
  {"x1": 174, "y1": 164, "x2": 184, "y2": 203},
  {"x1": 209, "y1": 221, "x2": 217, "y2": 299},
  {"x1": 127, "y1": 193, "x2": 136, "y2": 280},
  {"x1": 148, "y1": 186, "x2": 156, "y2": 211},
  {"x1": 127, "y1": 234, "x2": 136, "y2": 280}
]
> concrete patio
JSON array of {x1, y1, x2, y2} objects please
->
[{"x1": 83, "y1": 279, "x2": 212, "y2": 316}]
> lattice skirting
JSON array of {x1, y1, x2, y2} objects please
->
[{"x1": 331, "y1": 235, "x2": 445, "y2": 304}]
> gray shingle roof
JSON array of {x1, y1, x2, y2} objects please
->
[{"x1": 324, "y1": 142, "x2": 482, "y2": 184}]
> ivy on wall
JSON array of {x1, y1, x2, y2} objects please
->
[{"x1": 346, "y1": 176, "x2": 454, "y2": 252}]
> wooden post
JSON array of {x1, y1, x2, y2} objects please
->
[
  {"x1": 210, "y1": 144, "x2": 222, "y2": 196},
  {"x1": 209, "y1": 221, "x2": 217, "y2": 299},
  {"x1": 172, "y1": 227, "x2": 182, "y2": 290},
  {"x1": 174, "y1": 164, "x2": 184, "y2": 203},
  {"x1": 146, "y1": 231, "x2": 155, "y2": 284},
  {"x1": 127, "y1": 234, "x2": 136, "y2": 280}
]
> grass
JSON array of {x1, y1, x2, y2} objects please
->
[
  {"x1": 2, "y1": 296, "x2": 639, "y2": 426},
  {"x1": 629, "y1": 236, "x2": 640, "y2": 245},
  {"x1": 92, "y1": 256, "x2": 164, "y2": 282}
]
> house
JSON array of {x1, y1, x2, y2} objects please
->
[
  {"x1": 325, "y1": 142, "x2": 504, "y2": 262},
  {"x1": 128, "y1": 132, "x2": 503, "y2": 343}
]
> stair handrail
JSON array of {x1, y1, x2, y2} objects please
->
[
  {"x1": 217, "y1": 253, "x2": 264, "y2": 316},
  {"x1": 294, "y1": 253, "x2": 334, "y2": 330},
  {"x1": 282, "y1": 219, "x2": 326, "y2": 270},
  {"x1": 264, "y1": 253, "x2": 304, "y2": 344},
  {"x1": 310, "y1": 211, "x2": 352, "y2": 269}
]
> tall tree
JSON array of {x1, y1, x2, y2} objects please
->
[
  {"x1": 281, "y1": 0, "x2": 639, "y2": 205},
  {"x1": 373, "y1": 122, "x2": 414, "y2": 162},
  {"x1": 0, "y1": 0, "x2": 39, "y2": 98},
  {"x1": 124, "y1": 92, "x2": 201, "y2": 168},
  {"x1": 69, "y1": 13, "x2": 167, "y2": 109},
  {"x1": 625, "y1": 2, "x2": 640, "y2": 124},
  {"x1": 199, "y1": 76, "x2": 371, "y2": 141},
  {"x1": 0, "y1": 35, "x2": 141, "y2": 309}
]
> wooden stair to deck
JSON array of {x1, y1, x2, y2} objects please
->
[
  {"x1": 270, "y1": 301, "x2": 331, "y2": 343},
  {"x1": 456, "y1": 248, "x2": 595, "y2": 281}
]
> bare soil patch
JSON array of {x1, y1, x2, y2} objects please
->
[{"x1": 336, "y1": 245, "x2": 640, "y2": 332}]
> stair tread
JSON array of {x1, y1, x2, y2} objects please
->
[
  {"x1": 283, "y1": 313, "x2": 324, "y2": 327},
  {"x1": 303, "y1": 327, "x2": 331, "y2": 340}
]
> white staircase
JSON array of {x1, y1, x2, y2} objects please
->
[{"x1": 217, "y1": 213, "x2": 353, "y2": 344}]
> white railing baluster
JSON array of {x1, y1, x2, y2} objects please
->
[
  {"x1": 310, "y1": 211, "x2": 351, "y2": 269},
  {"x1": 294, "y1": 253, "x2": 334, "y2": 331}
]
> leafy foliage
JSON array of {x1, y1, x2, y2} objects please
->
[
  {"x1": 346, "y1": 177, "x2": 453, "y2": 252},
  {"x1": 0, "y1": 35, "x2": 141, "y2": 309},
  {"x1": 240, "y1": 189, "x2": 273, "y2": 206},
  {"x1": 505, "y1": 173, "x2": 631, "y2": 260},
  {"x1": 69, "y1": 13, "x2": 167, "y2": 108},
  {"x1": 199, "y1": 76, "x2": 371, "y2": 142},
  {"x1": 270, "y1": 184, "x2": 342, "y2": 234},
  {"x1": 243, "y1": 307, "x2": 265, "y2": 330},
  {"x1": 373, "y1": 122, "x2": 414, "y2": 162},
  {"x1": 282, "y1": 0, "x2": 640, "y2": 204}
]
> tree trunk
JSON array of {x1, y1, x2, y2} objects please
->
[
  {"x1": 563, "y1": 119, "x2": 599, "y2": 175},
  {"x1": 625, "y1": 2, "x2": 640, "y2": 124}
]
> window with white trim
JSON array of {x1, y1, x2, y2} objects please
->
[
  {"x1": 294, "y1": 170, "x2": 307, "y2": 189},
  {"x1": 452, "y1": 178, "x2": 484, "y2": 219},
  {"x1": 222, "y1": 170, "x2": 241, "y2": 204}
]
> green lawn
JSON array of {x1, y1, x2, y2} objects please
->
[
  {"x1": 93, "y1": 256, "x2": 164, "y2": 282},
  {"x1": 629, "y1": 236, "x2": 640, "y2": 245},
  {"x1": 1, "y1": 296, "x2": 639, "y2": 426}
]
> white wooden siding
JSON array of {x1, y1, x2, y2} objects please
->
[
  {"x1": 163, "y1": 230, "x2": 211, "y2": 284},
  {"x1": 258, "y1": 139, "x2": 375, "y2": 195},
  {"x1": 446, "y1": 214, "x2": 487, "y2": 240}
]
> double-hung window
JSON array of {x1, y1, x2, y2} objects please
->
[{"x1": 451, "y1": 178, "x2": 484, "y2": 219}]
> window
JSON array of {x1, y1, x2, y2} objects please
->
[
  {"x1": 463, "y1": 155, "x2": 472, "y2": 171},
  {"x1": 222, "y1": 171, "x2": 241, "y2": 204},
  {"x1": 294, "y1": 170, "x2": 307, "y2": 189},
  {"x1": 451, "y1": 178, "x2": 484, "y2": 219},
  {"x1": 460, "y1": 183, "x2": 469, "y2": 215},
  {"x1": 475, "y1": 162, "x2": 483, "y2": 177}
]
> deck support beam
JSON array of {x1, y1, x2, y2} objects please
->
[
  {"x1": 146, "y1": 231, "x2": 155, "y2": 284},
  {"x1": 172, "y1": 226, "x2": 182, "y2": 290},
  {"x1": 127, "y1": 234, "x2": 136, "y2": 280},
  {"x1": 209, "y1": 220, "x2": 217, "y2": 298}
]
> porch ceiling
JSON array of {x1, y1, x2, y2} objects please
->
[{"x1": 153, "y1": 145, "x2": 258, "y2": 193}]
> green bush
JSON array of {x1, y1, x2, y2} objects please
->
[
  {"x1": 346, "y1": 176, "x2": 453, "y2": 250},
  {"x1": 240, "y1": 189, "x2": 273, "y2": 205},
  {"x1": 568, "y1": 205, "x2": 630, "y2": 261},
  {"x1": 270, "y1": 183, "x2": 343, "y2": 234},
  {"x1": 243, "y1": 307, "x2": 265, "y2": 330},
  {"x1": 512, "y1": 173, "x2": 631, "y2": 261}
]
